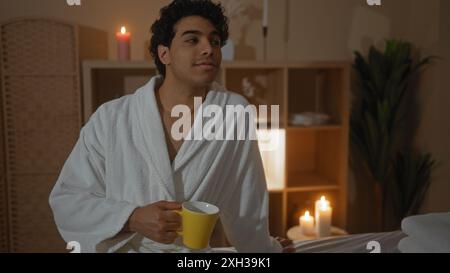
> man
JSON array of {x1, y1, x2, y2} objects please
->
[{"x1": 49, "y1": 0, "x2": 293, "y2": 253}]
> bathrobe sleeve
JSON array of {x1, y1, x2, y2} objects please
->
[
  {"x1": 219, "y1": 126, "x2": 283, "y2": 253},
  {"x1": 49, "y1": 106, "x2": 138, "y2": 253},
  {"x1": 221, "y1": 140, "x2": 282, "y2": 253}
]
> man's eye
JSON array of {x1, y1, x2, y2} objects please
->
[
  {"x1": 211, "y1": 39, "x2": 221, "y2": 47},
  {"x1": 186, "y1": 38, "x2": 198, "y2": 44}
]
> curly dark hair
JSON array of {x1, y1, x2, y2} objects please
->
[{"x1": 149, "y1": 0, "x2": 229, "y2": 77}]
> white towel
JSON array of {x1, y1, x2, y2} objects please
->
[
  {"x1": 212, "y1": 231, "x2": 407, "y2": 253},
  {"x1": 294, "y1": 231, "x2": 405, "y2": 253},
  {"x1": 400, "y1": 212, "x2": 450, "y2": 253},
  {"x1": 398, "y1": 236, "x2": 441, "y2": 253}
]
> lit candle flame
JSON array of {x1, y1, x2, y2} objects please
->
[
  {"x1": 121, "y1": 26, "x2": 127, "y2": 34},
  {"x1": 319, "y1": 196, "x2": 329, "y2": 210},
  {"x1": 304, "y1": 210, "x2": 311, "y2": 220}
]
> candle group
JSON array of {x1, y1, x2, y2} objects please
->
[
  {"x1": 298, "y1": 196, "x2": 333, "y2": 238},
  {"x1": 116, "y1": 26, "x2": 130, "y2": 61}
]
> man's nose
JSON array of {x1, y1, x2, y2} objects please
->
[{"x1": 200, "y1": 39, "x2": 213, "y2": 56}]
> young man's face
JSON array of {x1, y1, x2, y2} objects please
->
[{"x1": 159, "y1": 16, "x2": 222, "y2": 88}]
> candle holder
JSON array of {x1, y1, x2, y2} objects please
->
[{"x1": 287, "y1": 225, "x2": 348, "y2": 241}]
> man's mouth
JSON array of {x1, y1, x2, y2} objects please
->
[{"x1": 194, "y1": 61, "x2": 217, "y2": 69}]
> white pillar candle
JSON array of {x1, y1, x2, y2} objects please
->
[
  {"x1": 315, "y1": 196, "x2": 329, "y2": 222},
  {"x1": 299, "y1": 211, "x2": 315, "y2": 236},
  {"x1": 316, "y1": 198, "x2": 332, "y2": 238}
]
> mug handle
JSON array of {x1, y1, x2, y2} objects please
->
[{"x1": 175, "y1": 210, "x2": 183, "y2": 236}]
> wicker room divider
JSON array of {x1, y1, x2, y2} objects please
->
[
  {"x1": 0, "y1": 71, "x2": 7, "y2": 252},
  {"x1": 0, "y1": 18, "x2": 107, "y2": 252}
]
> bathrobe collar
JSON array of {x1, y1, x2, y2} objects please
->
[{"x1": 133, "y1": 75, "x2": 225, "y2": 198}]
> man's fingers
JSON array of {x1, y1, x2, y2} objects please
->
[
  {"x1": 283, "y1": 247, "x2": 296, "y2": 253},
  {"x1": 163, "y1": 222, "x2": 182, "y2": 231},
  {"x1": 163, "y1": 231, "x2": 179, "y2": 242},
  {"x1": 283, "y1": 241, "x2": 294, "y2": 247},
  {"x1": 276, "y1": 237, "x2": 293, "y2": 247},
  {"x1": 157, "y1": 201, "x2": 182, "y2": 210},
  {"x1": 283, "y1": 239, "x2": 293, "y2": 246},
  {"x1": 163, "y1": 210, "x2": 182, "y2": 223}
]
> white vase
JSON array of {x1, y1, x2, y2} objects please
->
[{"x1": 222, "y1": 39, "x2": 235, "y2": 61}]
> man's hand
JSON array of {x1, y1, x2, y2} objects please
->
[
  {"x1": 276, "y1": 237, "x2": 295, "y2": 253},
  {"x1": 127, "y1": 200, "x2": 182, "y2": 244}
]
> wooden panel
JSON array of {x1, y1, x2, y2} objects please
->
[
  {"x1": 322, "y1": 69, "x2": 344, "y2": 124},
  {"x1": 9, "y1": 174, "x2": 66, "y2": 252},
  {"x1": 269, "y1": 192, "x2": 284, "y2": 238},
  {"x1": 317, "y1": 130, "x2": 341, "y2": 183},
  {"x1": 0, "y1": 74, "x2": 9, "y2": 252},
  {"x1": 288, "y1": 69, "x2": 317, "y2": 114},
  {"x1": 286, "y1": 128, "x2": 342, "y2": 188},
  {"x1": 287, "y1": 172, "x2": 338, "y2": 188},
  {"x1": 286, "y1": 130, "x2": 317, "y2": 174},
  {"x1": 288, "y1": 68, "x2": 343, "y2": 125},
  {"x1": 91, "y1": 68, "x2": 157, "y2": 114}
]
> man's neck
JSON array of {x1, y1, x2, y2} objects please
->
[{"x1": 157, "y1": 74, "x2": 207, "y2": 113}]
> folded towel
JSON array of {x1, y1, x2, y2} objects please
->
[
  {"x1": 213, "y1": 231, "x2": 406, "y2": 253},
  {"x1": 398, "y1": 236, "x2": 444, "y2": 253},
  {"x1": 400, "y1": 212, "x2": 450, "y2": 252},
  {"x1": 294, "y1": 231, "x2": 406, "y2": 253}
]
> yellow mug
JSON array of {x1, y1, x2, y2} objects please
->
[{"x1": 176, "y1": 201, "x2": 219, "y2": 250}]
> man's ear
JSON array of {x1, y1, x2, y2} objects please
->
[{"x1": 158, "y1": 45, "x2": 170, "y2": 65}]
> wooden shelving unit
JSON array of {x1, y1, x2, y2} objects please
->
[{"x1": 82, "y1": 60, "x2": 350, "y2": 238}]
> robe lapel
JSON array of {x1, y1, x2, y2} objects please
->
[
  {"x1": 171, "y1": 97, "x2": 206, "y2": 172},
  {"x1": 134, "y1": 76, "x2": 175, "y2": 198},
  {"x1": 172, "y1": 85, "x2": 227, "y2": 173},
  {"x1": 132, "y1": 77, "x2": 229, "y2": 198}
]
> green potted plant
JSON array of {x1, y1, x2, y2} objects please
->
[
  {"x1": 350, "y1": 39, "x2": 437, "y2": 231},
  {"x1": 392, "y1": 152, "x2": 437, "y2": 222}
]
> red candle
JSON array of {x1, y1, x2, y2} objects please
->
[{"x1": 116, "y1": 26, "x2": 130, "y2": 60}]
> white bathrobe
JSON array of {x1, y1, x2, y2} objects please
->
[{"x1": 49, "y1": 75, "x2": 282, "y2": 253}]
